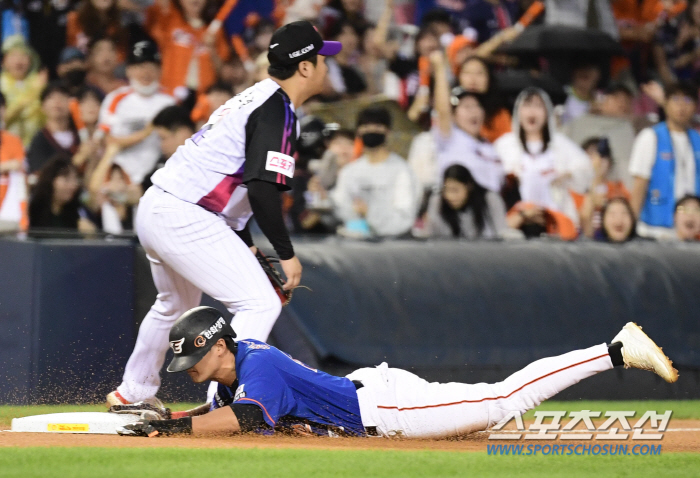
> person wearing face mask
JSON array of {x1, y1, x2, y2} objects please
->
[
  {"x1": 431, "y1": 50, "x2": 505, "y2": 194},
  {"x1": 494, "y1": 87, "x2": 593, "y2": 227},
  {"x1": 331, "y1": 106, "x2": 418, "y2": 238},
  {"x1": 97, "y1": 40, "x2": 175, "y2": 184}
]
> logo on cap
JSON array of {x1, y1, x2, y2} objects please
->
[
  {"x1": 289, "y1": 43, "x2": 314, "y2": 59},
  {"x1": 194, "y1": 335, "x2": 206, "y2": 347},
  {"x1": 170, "y1": 338, "x2": 185, "y2": 354}
]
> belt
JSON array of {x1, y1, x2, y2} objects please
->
[{"x1": 352, "y1": 380, "x2": 378, "y2": 436}]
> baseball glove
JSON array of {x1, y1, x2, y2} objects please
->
[{"x1": 255, "y1": 249, "x2": 292, "y2": 306}]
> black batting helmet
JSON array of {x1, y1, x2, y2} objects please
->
[{"x1": 166, "y1": 306, "x2": 236, "y2": 373}]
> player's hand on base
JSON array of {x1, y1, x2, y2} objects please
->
[
  {"x1": 117, "y1": 420, "x2": 159, "y2": 437},
  {"x1": 280, "y1": 256, "x2": 302, "y2": 291}
]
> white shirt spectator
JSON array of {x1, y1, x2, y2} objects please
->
[
  {"x1": 433, "y1": 125, "x2": 505, "y2": 192},
  {"x1": 99, "y1": 86, "x2": 175, "y2": 183},
  {"x1": 495, "y1": 132, "x2": 591, "y2": 225},
  {"x1": 332, "y1": 152, "x2": 418, "y2": 237},
  {"x1": 407, "y1": 131, "x2": 438, "y2": 191}
]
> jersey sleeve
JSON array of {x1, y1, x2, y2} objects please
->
[
  {"x1": 233, "y1": 353, "x2": 294, "y2": 427},
  {"x1": 242, "y1": 92, "x2": 297, "y2": 190}
]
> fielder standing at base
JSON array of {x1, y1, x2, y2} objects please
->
[
  {"x1": 107, "y1": 22, "x2": 342, "y2": 408},
  {"x1": 116, "y1": 306, "x2": 678, "y2": 439}
]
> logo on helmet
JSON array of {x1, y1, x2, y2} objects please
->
[
  {"x1": 194, "y1": 335, "x2": 206, "y2": 347},
  {"x1": 201, "y1": 317, "x2": 227, "y2": 340},
  {"x1": 170, "y1": 337, "x2": 185, "y2": 354}
]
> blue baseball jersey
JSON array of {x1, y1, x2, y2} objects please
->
[{"x1": 211, "y1": 339, "x2": 365, "y2": 436}]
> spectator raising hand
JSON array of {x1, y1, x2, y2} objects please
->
[
  {"x1": 432, "y1": 50, "x2": 505, "y2": 194},
  {"x1": 88, "y1": 143, "x2": 141, "y2": 233},
  {"x1": 145, "y1": 0, "x2": 231, "y2": 98}
]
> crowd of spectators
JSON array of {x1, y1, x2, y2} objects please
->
[{"x1": 1, "y1": 0, "x2": 699, "y2": 244}]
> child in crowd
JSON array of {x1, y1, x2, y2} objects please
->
[
  {"x1": 578, "y1": 137, "x2": 630, "y2": 238},
  {"x1": 1, "y1": 35, "x2": 46, "y2": 146}
]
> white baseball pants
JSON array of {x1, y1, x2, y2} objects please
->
[
  {"x1": 118, "y1": 187, "x2": 281, "y2": 402},
  {"x1": 347, "y1": 343, "x2": 613, "y2": 439}
]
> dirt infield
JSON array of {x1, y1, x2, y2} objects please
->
[{"x1": 1, "y1": 420, "x2": 699, "y2": 453}]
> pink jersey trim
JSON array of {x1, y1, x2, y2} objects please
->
[{"x1": 196, "y1": 173, "x2": 244, "y2": 212}]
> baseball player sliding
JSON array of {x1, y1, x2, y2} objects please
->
[
  {"x1": 107, "y1": 22, "x2": 343, "y2": 408},
  {"x1": 115, "y1": 307, "x2": 678, "y2": 439}
]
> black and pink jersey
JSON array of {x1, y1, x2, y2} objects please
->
[{"x1": 150, "y1": 78, "x2": 299, "y2": 230}]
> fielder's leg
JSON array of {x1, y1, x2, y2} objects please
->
[
  {"x1": 117, "y1": 257, "x2": 202, "y2": 403},
  {"x1": 113, "y1": 188, "x2": 281, "y2": 404}
]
